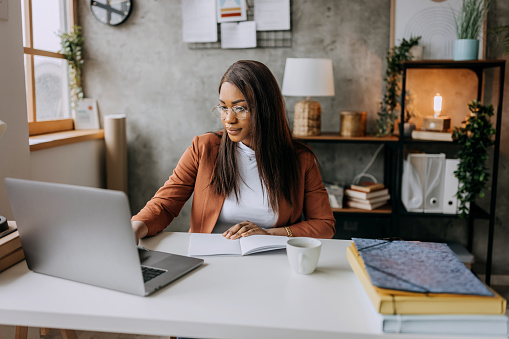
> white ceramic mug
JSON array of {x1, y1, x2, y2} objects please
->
[{"x1": 286, "y1": 237, "x2": 322, "y2": 275}]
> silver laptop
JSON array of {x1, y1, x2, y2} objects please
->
[{"x1": 5, "y1": 177, "x2": 203, "y2": 296}]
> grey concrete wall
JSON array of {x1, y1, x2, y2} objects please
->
[{"x1": 79, "y1": 0, "x2": 509, "y2": 274}]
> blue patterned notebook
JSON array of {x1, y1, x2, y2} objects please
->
[{"x1": 352, "y1": 238, "x2": 493, "y2": 296}]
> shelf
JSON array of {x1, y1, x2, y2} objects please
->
[
  {"x1": 398, "y1": 59, "x2": 505, "y2": 285},
  {"x1": 402, "y1": 137, "x2": 457, "y2": 144},
  {"x1": 296, "y1": 133, "x2": 398, "y2": 143},
  {"x1": 398, "y1": 203, "x2": 490, "y2": 220},
  {"x1": 402, "y1": 59, "x2": 506, "y2": 70},
  {"x1": 332, "y1": 204, "x2": 392, "y2": 214}
]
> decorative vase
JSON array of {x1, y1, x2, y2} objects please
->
[
  {"x1": 453, "y1": 39, "x2": 479, "y2": 61},
  {"x1": 403, "y1": 122, "x2": 416, "y2": 137},
  {"x1": 339, "y1": 111, "x2": 367, "y2": 137}
]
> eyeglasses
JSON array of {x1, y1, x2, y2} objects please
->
[{"x1": 212, "y1": 105, "x2": 249, "y2": 120}]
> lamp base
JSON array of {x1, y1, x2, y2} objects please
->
[
  {"x1": 293, "y1": 100, "x2": 321, "y2": 136},
  {"x1": 423, "y1": 116, "x2": 451, "y2": 132}
]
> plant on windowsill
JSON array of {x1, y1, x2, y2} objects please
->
[
  {"x1": 376, "y1": 36, "x2": 421, "y2": 137},
  {"x1": 453, "y1": 100, "x2": 495, "y2": 217},
  {"x1": 58, "y1": 25, "x2": 84, "y2": 109}
]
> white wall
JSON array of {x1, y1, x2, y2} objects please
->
[
  {"x1": 30, "y1": 140, "x2": 105, "y2": 188},
  {"x1": 0, "y1": 0, "x2": 31, "y2": 219}
]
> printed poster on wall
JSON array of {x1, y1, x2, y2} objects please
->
[
  {"x1": 182, "y1": 0, "x2": 218, "y2": 42},
  {"x1": 217, "y1": 0, "x2": 247, "y2": 23}
]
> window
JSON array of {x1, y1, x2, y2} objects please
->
[{"x1": 22, "y1": 0, "x2": 78, "y2": 136}]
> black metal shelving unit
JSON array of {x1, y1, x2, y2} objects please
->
[
  {"x1": 298, "y1": 60, "x2": 505, "y2": 285},
  {"x1": 396, "y1": 59, "x2": 506, "y2": 286}
]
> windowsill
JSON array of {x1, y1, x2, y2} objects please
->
[{"x1": 29, "y1": 129, "x2": 105, "y2": 151}]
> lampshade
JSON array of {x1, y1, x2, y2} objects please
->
[{"x1": 282, "y1": 58, "x2": 335, "y2": 97}]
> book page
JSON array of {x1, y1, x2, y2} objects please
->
[
  {"x1": 239, "y1": 235, "x2": 288, "y2": 255},
  {"x1": 188, "y1": 233, "x2": 241, "y2": 256}
]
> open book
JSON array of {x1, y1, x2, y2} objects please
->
[{"x1": 188, "y1": 233, "x2": 288, "y2": 256}]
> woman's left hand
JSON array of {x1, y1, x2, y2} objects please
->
[{"x1": 223, "y1": 221, "x2": 268, "y2": 239}]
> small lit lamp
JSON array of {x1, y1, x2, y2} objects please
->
[
  {"x1": 281, "y1": 58, "x2": 335, "y2": 136},
  {"x1": 423, "y1": 93, "x2": 451, "y2": 131}
]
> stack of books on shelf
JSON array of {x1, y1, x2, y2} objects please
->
[
  {"x1": 0, "y1": 222, "x2": 24, "y2": 273},
  {"x1": 411, "y1": 129, "x2": 453, "y2": 141},
  {"x1": 346, "y1": 238, "x2": 508, "y2": 336},
  {"x1": 344, "y1": 182, "x2": 390, "y2": 210}
]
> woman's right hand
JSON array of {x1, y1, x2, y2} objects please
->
[{"x1": 131, "y1": 220, "x2": 148, "y2": 244}]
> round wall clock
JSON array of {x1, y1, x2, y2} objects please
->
[{"x1": 90, "y1": 0, "x2": 133, "y2": 26}]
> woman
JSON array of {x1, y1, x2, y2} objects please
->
[{"x1": 131, "y1": 60, "x2": 335, "y2": 243}]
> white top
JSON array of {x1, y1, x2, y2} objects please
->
[
  {"x1": 0, "y1": 232, "x2": 483, "y2": 338},
  {"x1": 213, "y1": 142, "x2": 278, "y2": 233}
]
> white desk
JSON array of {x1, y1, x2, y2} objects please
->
[{"x1": 0, "y1": 233, "x2": 491, "y2": 339}]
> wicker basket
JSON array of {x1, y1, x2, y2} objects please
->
[{"x1": 293, "y1": 100, "x2": 321, "y2": 136}]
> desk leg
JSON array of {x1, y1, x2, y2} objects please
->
[
  {"x1": 14, "y1": 326, "x2": 28, "y2": 339},
  {"x1": 60, "y1": 329, "x2": 78, "y2": 339}
]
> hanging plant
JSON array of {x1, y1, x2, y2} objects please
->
[
  {"x1": 58, "y1": 25, "x2": 84, "y2": 109},
  {"x1": 376, "y1": 36, "x2": 421, "y2": 136},
  {"x1": 453, "y1": 100, "x2": 495, "y2": 217}
]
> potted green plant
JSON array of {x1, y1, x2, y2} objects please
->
[
  {"x1": 452, "y1": 100, "x2": 495, "y2": 217},
  {"x1": 453, "y1": 0, "x2": 491, "y2": 60},
  {"x1": 401, "y1": 90, "x2": 419, "y2": 137},
  {"x1": 376, "y1": 36, "x2": 421, "y2": 136},
  {"x1": 58, "y1": 25, "x2": 84, "y2": 109}
]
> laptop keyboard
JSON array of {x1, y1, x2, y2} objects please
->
[{"x1": 141, "y1": 265, "x2": 167, "y2": 283}]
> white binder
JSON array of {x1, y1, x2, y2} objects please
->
[
  {"x1": 423, "y1": 154, "x2": 445, "y2": 213},
  {"x1": 443, "y1": 159, "x2": 470, "y2": 214},
  {"x1": 402, "y1": 153, "x2": 445, "y2": 213},
  {"x1": 443, "y1": 159, "x2": 460, "y2": 214}
]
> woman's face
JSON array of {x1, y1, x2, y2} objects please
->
[{"x1": 219, "y1": 82, "x2": 253, "y2": 147}]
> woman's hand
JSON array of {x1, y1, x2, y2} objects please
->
[
  {"x1": 223, "y1": 221, "x2": 269, "y2": 239},
  {"x1": 132, "y1": 220, "x2": 148, "y2": 244}
]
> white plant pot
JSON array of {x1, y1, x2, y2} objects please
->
[
  {"x1": 454, "y1": 39, "x2": 479, "y2": 61},
  {"x1": 409, "y1": 45, "x2": 424, "y2": 60}
]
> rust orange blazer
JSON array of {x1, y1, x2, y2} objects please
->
[{"x1": 132, "y1": 133, "x2": 335, "y2": 238}]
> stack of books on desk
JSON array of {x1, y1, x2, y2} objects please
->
[
  {"x1": 0, "y1": 222, "x2": 24, "y2": 273},
  {"x1": 344, "y1": 183, "x2": 390, "y2": 210},
  {"x1": 346, "y1": 238, "x2": 508, "y2": 336}
]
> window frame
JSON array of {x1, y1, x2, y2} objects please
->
[{"x1": 23, "y1": 0, "x2": 79, "y2": 136}]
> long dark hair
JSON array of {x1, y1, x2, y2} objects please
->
[{"x1": 210, "y1": 60, "x2": 303, "y2": 212}]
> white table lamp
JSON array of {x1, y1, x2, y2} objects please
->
[{"x1": 282, "y1": 58, "x2": 335, "y2": 136}]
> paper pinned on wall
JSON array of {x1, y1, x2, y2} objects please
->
[
  {"x1": 74, "y1": 98, "x2": 100, "y2": 130},
  {"x1": 254, "y1": 0, "x2": 290, "y2": 31},
  {"x1": 182, "y1": 0, "x2": 218, "y2": 43},
  {"x1": 216, "y1": 0, "x2": 247, "y2": 23},
  {"x1": 220, "y1": 21, "x2": 257, "y2": 49}
]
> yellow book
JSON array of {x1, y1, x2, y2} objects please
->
[{"x1": 346, "y1": 245, "x2": 507, "y2": 315}]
